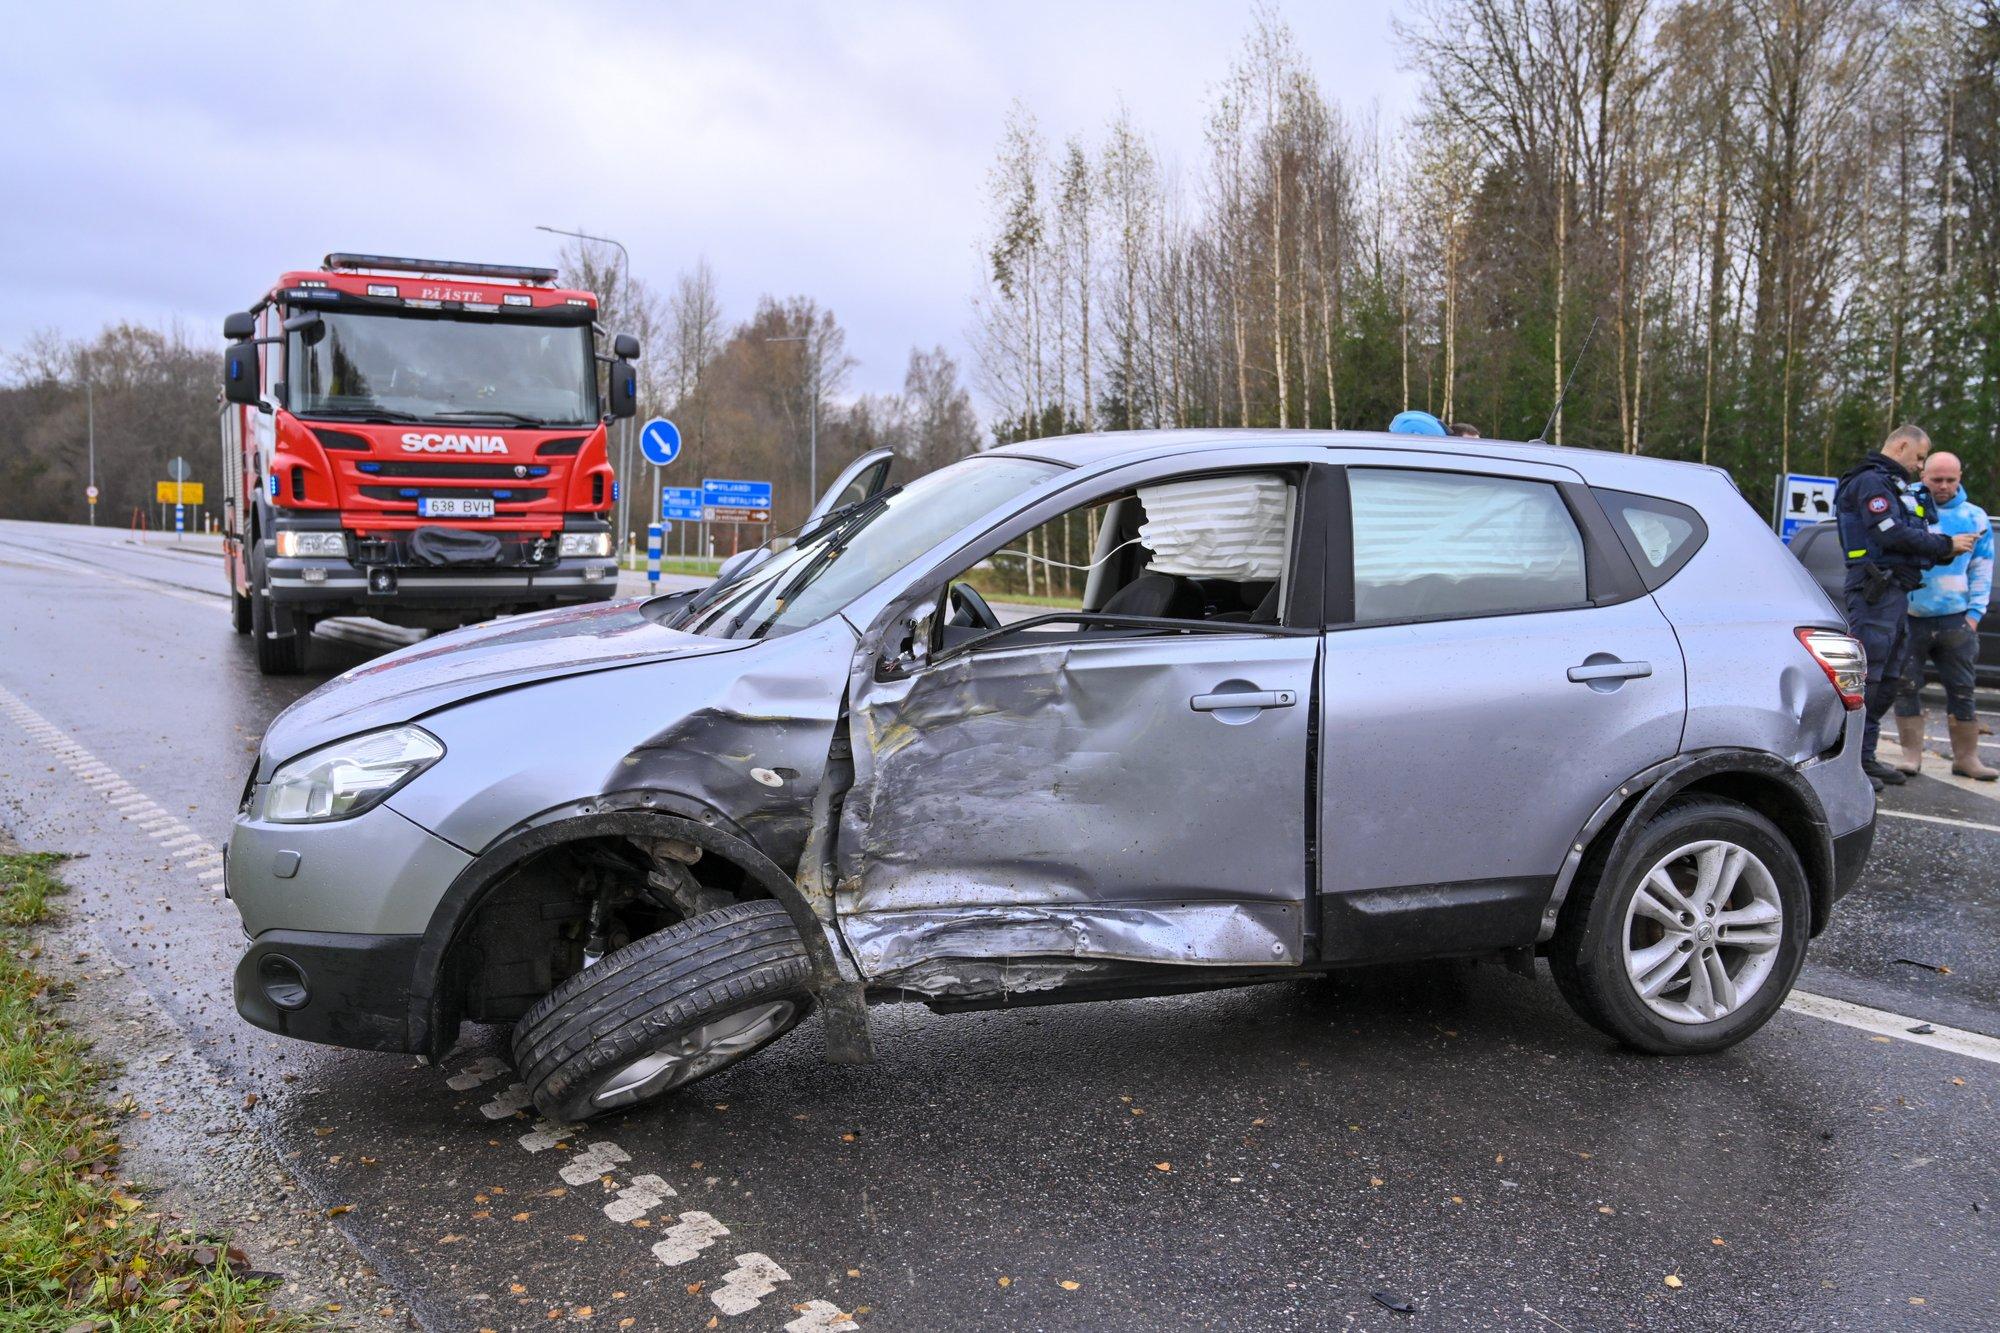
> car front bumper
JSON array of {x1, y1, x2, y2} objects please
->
[{"x1": 227, "y1": 798, "x2": 471, "y2": 1052}]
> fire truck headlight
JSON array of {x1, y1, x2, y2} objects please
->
[
  {"x1": 275, "y1": 531, "x2": 348, "y2": 558},
  {"x1": 264, "y1": 726, "x2": 444, "y2": 824},
  {"x1": 559, "y1": 532, "x2": 613, "y2": 558}
]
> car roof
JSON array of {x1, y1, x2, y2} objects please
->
[{"x1": 986, "y1": 428, "x2": 1736, "y2": 490}]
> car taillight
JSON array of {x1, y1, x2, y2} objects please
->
[{"x1": 1797, "y1": 627, "x2": 1865, "y2": 710}]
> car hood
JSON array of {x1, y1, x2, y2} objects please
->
[{"x1": 258, "y1": 597, "x2": 749, "y2": 772}]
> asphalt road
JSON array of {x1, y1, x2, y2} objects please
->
[{"x1": 0, "y1": 517, "x2": 1995, "y2": 1332}]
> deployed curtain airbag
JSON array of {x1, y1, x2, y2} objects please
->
[{"x1": 1136, "y1": 475, "x2": 1290, "y2": 580}]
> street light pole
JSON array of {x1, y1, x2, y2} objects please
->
[
  {"x1": 535, "y1": 224, "x2": 639, "y2": 547},
  {"x1": 85, "y1": 372, "x2": 96, "y2": 526},
  {"x1": 764, "y1": 334, "x2": 818, "y2": 504}
]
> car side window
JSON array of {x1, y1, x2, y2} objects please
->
[
  {"x1": 1594, "y1": 488, "x2": 1707, "y2": 591},
  {"x1": 1348, "y1": 468, "x2": 1587, "y2": 623}
]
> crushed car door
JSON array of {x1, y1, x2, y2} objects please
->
[{"x1": 834, "y1": 627, "x2": 1322, "y2": 996}]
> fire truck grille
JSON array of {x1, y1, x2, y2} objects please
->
[
  {"x1": 361, "y1": 461, "x2": 551, "y2": 479},
  {"x1": 358, "y1": 486, "x2": 550, "y2": 503}
]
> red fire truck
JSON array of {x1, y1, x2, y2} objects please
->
[{"x1": 219, "y1": 253, "x2": 638, "y2": 673}]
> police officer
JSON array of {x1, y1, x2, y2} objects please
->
[{"x1": 1834, "y1": 424, "x2": 1977, "y2": 788}]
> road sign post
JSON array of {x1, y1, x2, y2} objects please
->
[{"x1": 647, "y1": 522, "x2": 663, "y2": 587}]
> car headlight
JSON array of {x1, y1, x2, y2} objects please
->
[
  {"x1": 264, "y1": 726, "x2": 444, "y2": 824},
  {"x1": 275, "y1": 530, "x2": 348, "y2": 558},
  {"x1": 559, "y1": 532, "x2": 613, "y2": 558}
]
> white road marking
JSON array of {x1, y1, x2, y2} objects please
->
[
  {"x1": 443, "y1": 1056, "x2": 509, "y2": 1091},
  {"x1": 559, "y1": 1140, "x2": 633, "y2": 1186},
  {"x1": 477, "y1": 1082, "x2": 533, "y2": 1120},
  {"x1": 710, "y1": 1253, "x2": 790, "y2": 1315},
  {"x1": 1785, "y1": 991, "x2": 2000, "y2": 1065},
  {"x1": 652, "y1": 1212, "x2": 731, "y2": 1266},
  {"x1": 1878, "y1": 808, "x2": 2000, "y2": 835},
  {"x1": 603, "y1": 1173, "x2": 677, "y2": 1223},
  {"x1": 518, "y1": 1118, "x2": 580, "y2": 1153},
  {"x1": 0, "y1": 683, "x2": 226, "y2": 893},
  {"x1": 787, "y1": 1301, "x2": 861, "y2": 1333}
]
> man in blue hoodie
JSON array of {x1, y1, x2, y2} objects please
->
[{"x1": 1891, "y1": 450, "x2": 1996, "y2": 780}]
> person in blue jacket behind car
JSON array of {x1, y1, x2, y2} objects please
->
[{"x1": 1889, "y1": 450, "x2": 1996, "y2": 780}]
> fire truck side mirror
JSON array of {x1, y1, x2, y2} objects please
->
[
  {"x1": 607, "y1": 360, "x2": 638, "y2": 419},
  {"x1": 223, "y1": 341, "x2": 263, "y2": 409},
  {"x1": 223, "y1": 311, "x2": 256, "y2": 341},
  {"x1": 612, "y1": 332, "x2": 641, "y2": 361}
]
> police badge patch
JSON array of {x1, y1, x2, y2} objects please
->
[{"x1": 1867, "y1": 494, "x2": 1891, "y2": 514}]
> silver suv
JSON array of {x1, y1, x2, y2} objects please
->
[{"x1": 228, "y1": 431, "x2": 1875, "y2": 1122}]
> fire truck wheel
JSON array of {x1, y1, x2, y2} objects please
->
[{"x1": 249, "y1": 563, "x2": 309, "y2": 675}]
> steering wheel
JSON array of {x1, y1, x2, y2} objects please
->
[{"x1": 946, "y1": 582, "x2": 1003, "y2": 631}]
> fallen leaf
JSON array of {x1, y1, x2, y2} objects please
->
[
  {"x1": 687, "y1": 1283, "x2": 704, "y2": 1295},
  {"x1": 1664, "y1": 1274, "x2": 1684, "y2": 1290},
  {"x1": 1154, "y1": 1162, "x2": 1172, "y2": 1172},
  {"x1": 576, "y1": 1307, "x2": 593, "y2": 1318},
  {"x1": 439, "y1": 1234, "x2": 464, "y2": 1244},
  {"x1": 620, "y1": 1321, "x2": 635, "y2": 1329},
  {"x1": 848, "y1": 1269, "x2": 860, "y2": 1278},
  {"x1": 1711, "y1": 1237, "x2": 1725, "y2": 1247},
  {"x1": 509, "y1": 1284, "x2": 526, "y2": 1295},
  {"x1": 1059, "y1": 1279, "x2": 1080, "y2": 1291},
  {"x1": 1951, "y1": 1077, "x2": 1966, "y2": 1086},
  {"x1": 1370, "y1": 1177, "x2": 1385, "y2": 1187},
  {"x1": 313, "y1": 1127, "x2": 334, "y2": 1137},
  {"x1": 997, "y1": 1276, "x2": 1011, "y2": 1287},
  {"x1": 325, "y1": 1204, "x2": 353, "y2": 1218},
  {"x1": 513, "y1": 1212, "x2": 532, "y2": 1222},
  {"x1": 1598, "y1": 1206, "x2": 1615, "y2": 1215},
  {"x1": 1450, "y1": 1196, "x2": 1464, "y2": 1205}
]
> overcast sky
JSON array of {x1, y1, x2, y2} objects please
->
[{"x1": 0, "y1": 2, "x2": 1417, "y2": 403}]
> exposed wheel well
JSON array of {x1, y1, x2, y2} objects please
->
[{"x1": 427, "y1": 829, "x2": 772, "y2": 1045}]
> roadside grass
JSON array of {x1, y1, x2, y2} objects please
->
[{"x1": 0, "y1": 852, "x2": 314, "y2": 1331}]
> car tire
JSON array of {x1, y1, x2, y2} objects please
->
[
  {"x1": 249, "y1": 555, "x2": 309, "y2": 675},
  {"x1": 511, "y1": 900, "x2": 815, "y2": 1123},
  {"x1": 1550, "y1": 797, "x2": 1809, "y2": 1055}
]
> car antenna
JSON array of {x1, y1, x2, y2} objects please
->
[{"x1": 1531, "y1": 314, "x2": 1599, "y2": 445}]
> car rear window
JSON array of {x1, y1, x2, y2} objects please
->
[
  {"x1": 1348, "y1": 468, "x2": 1588, "y2": 622},
  {"x1": 1595, "y1": 489, "x2": 1707, "y2": 590}
]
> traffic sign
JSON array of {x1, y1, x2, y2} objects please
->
[
  {"x1": 167, "y1": 455, "x2": 192, "y2": 482},
  {"x1": 704, "y1": 505, "x2": 771, "y2": 524},
  {"x1": 85, "y1": 485, "x2": 99, "y2": 501},
  {"x1": 662, "y1": 486, "x2": 703, "y2": 522},
  {"x1": 155, "y1": 481, "x2": 205, "y2": 505},
  {"x1": 702, "y1": 479, "x2": 773, "y2": 509},
  {"x1": 640, "y1": 418, "x2": 682, "y2": 467},
  {"x1": 1774, "y1": 472, "x2": 1837, "y2": 543}
]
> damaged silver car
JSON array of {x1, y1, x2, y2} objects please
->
[{"x1": 228, "y1": 430, "x2": 1876, "y2": 1121}]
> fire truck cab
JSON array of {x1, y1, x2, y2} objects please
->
[{"x1": 219, "y1": 253, "x2": 638, "y2": 674}]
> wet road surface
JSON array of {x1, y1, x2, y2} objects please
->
[{"x1": 1, "y1": 518, "x2": 1995, "y2": 1331}]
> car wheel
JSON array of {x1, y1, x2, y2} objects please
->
[
  {"x1": 1551, "y1": 797, "x2": 1809, "y2": 1054},
  {"x1": 511, "y1": 900, "x2": 814, "y2": 1123},
  {"x1": 249, "y1": 556, "x2": 309, "y2": 675}
]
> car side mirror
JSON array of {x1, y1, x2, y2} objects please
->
[
  {"x1": 223, "y1": 339, "x2": 262, "y2": 408},
  {"x1": 608, "y1": 359, "x2": 638, "y2": 419},
  {"x1": 612, "y1": 332, "x2": 641, "y2": 361},
  {"x1": 880, "y1": 604, "x2": 935, "y2": 676}
]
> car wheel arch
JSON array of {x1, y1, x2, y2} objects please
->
[
  {"x1": 407, "y1": 796, "x2": 868, "y2": 1063},
  {"x1": 1545, "y1": 750, "x2": 1837, "y2": 946}
]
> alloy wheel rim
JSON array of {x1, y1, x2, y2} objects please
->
[
  {"x1": 591, "y1": 999, "x2": 798, "y2": 1109},
  {"x1": 1621, "y1": 839, "x2": 1783, "y2": 1024}
]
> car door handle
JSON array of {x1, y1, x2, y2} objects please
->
[
  {"x1": 1190, "y1": 689, "x2": 1297, "y2": 712},
  {"x1": 1567, "y1": 659, "x2": 1652, "y2": 683}
]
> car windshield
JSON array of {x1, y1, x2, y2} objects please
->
[
  {"x1": 289, "y1": 309, "x2": 598, "y2": 426},
  {"x1": 681, "y1": 455, "x2": 1060, "y2": 640}
]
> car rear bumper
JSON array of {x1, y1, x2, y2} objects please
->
[{"x1": 1830, "y1": 815, "x2": 1875, "y2": 905}]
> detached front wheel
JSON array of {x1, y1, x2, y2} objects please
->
[
  {"x1": 1551, "y1": 798, "x2": 1810, "y2": 1054},
  {"x1": 512, "y1": 900, "x2": 815, "y2": 1123}
]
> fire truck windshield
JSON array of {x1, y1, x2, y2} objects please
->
[{"x1": 288, "y1": 309, "x2": 599, "y2": 427}]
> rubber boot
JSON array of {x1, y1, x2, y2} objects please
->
[
  {"x1": 1892, "y1": 714, "x2": 1926, "y2": 775},
  {"x1": 1949, "y1": 718, "x2": 1998, "y2": 781}
]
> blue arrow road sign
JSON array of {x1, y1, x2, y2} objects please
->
[
  {"x1": 640, "y1": 418, "x2": 682, "y2": 467},
  {"x1": 662, "y1": 487, "x2": 704, "y2": 521},
  {"x1": 701, "y1": 478, "x2": 773, "y2": 509}
]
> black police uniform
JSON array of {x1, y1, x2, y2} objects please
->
[{"x1": 1833, "y1": 451, "x2": 1953, "y2": 768}]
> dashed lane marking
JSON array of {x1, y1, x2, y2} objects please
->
[
  {"x1": 444, "y1": 1058, "x2": 856, "y2": 1325},
  {"x1": 1878, "y1": 808, "x2": 2000, "y2": 835},
  {"x1": 1785, "y1": 991, "x2": 2000, "y2": 1065},
  {"x1": 0, "y1": 683, "x2": 227, "y2": 894}
]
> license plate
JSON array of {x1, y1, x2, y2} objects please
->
[{"x1": 419, "y1": 497, "x2": 494, "y2": 518}]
